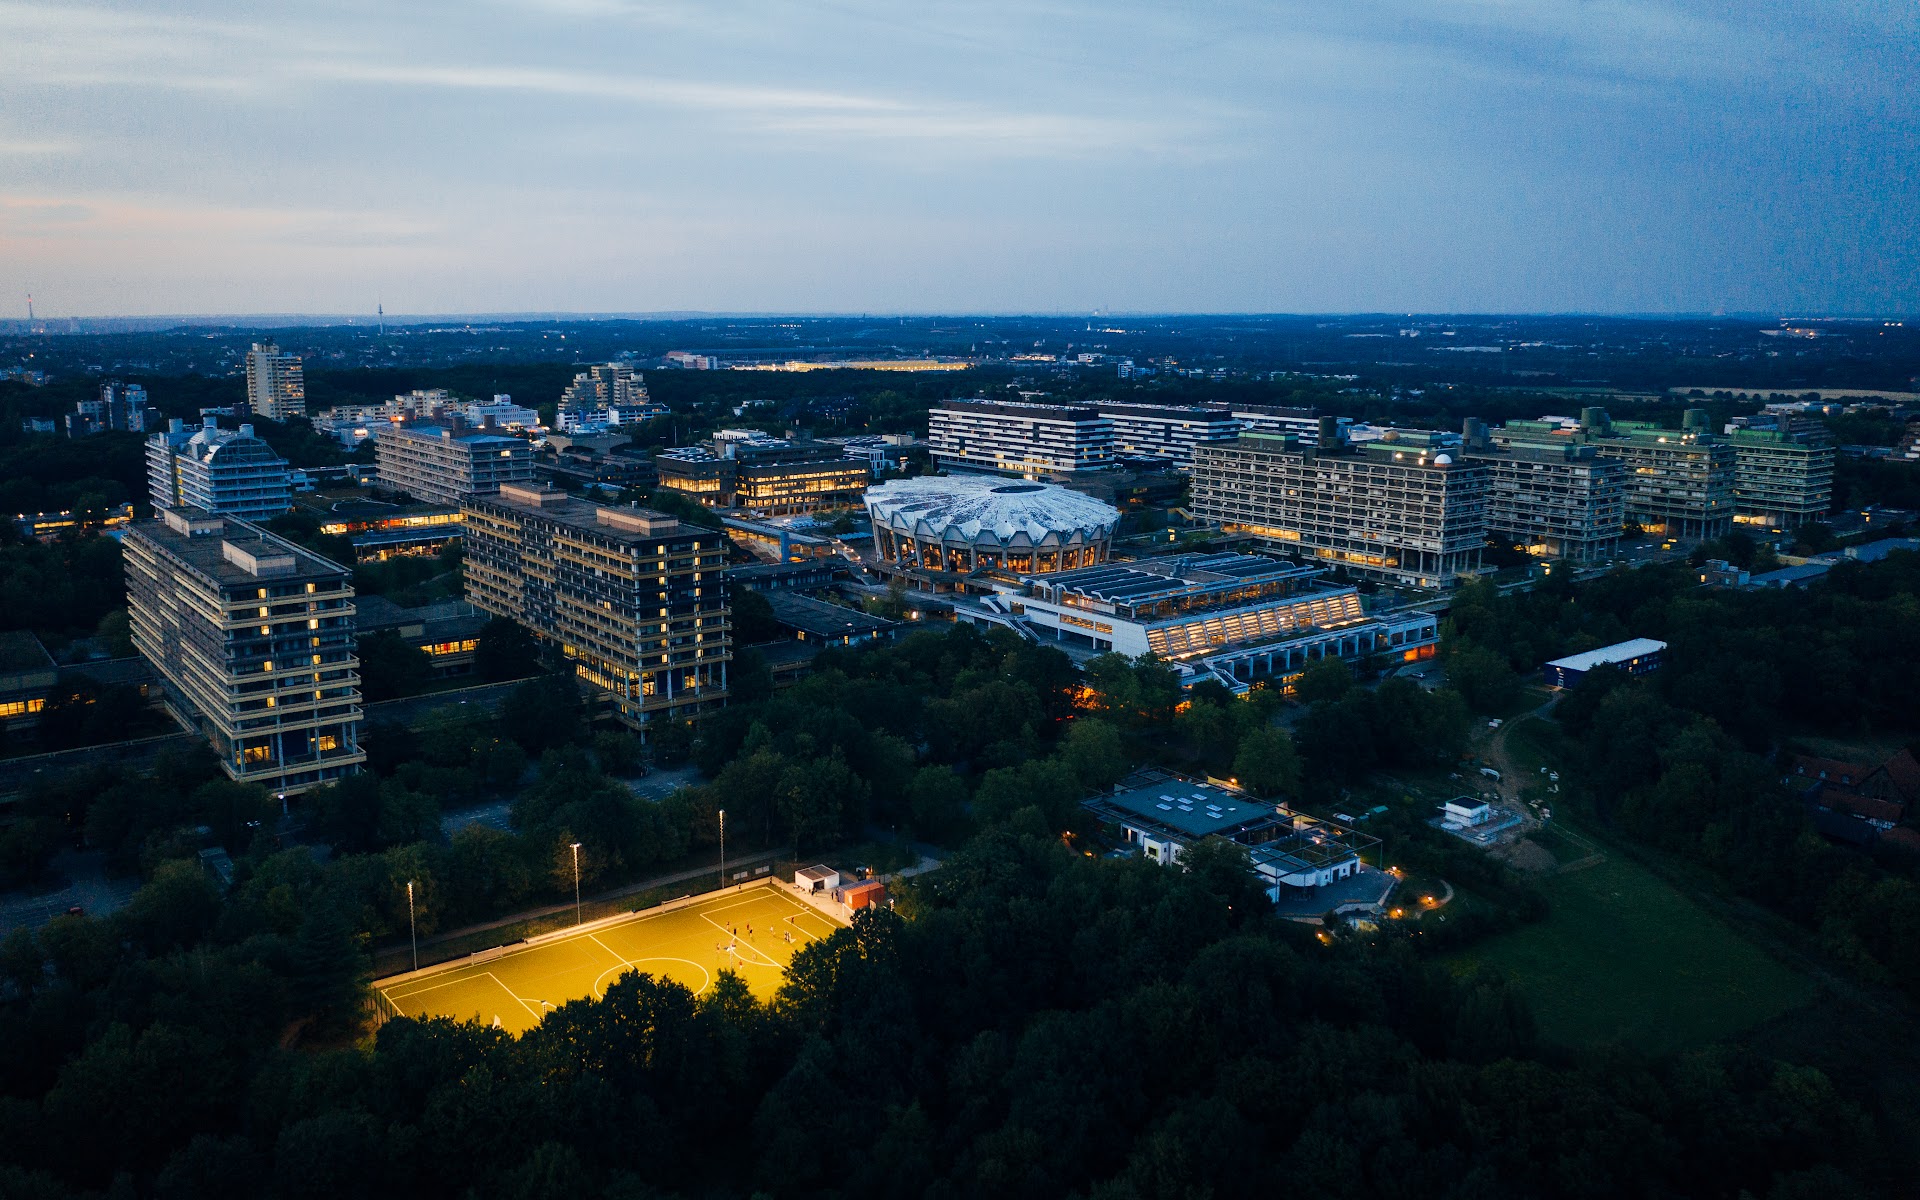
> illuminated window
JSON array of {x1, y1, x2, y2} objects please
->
[
  {"x1": 243, "y1": 745, "x2": 272, "y2": 763},
  {"x1": 317, "y1": 734, "x2": 339, "y2": 752}
]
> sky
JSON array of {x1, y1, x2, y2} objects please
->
[{"x1": 2, "y1": 0, "x2": 1916, "y2": 317}]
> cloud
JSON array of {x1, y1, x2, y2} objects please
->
[{"x1": 0, "y1": 1, "x2": 1914, "y2": 314}]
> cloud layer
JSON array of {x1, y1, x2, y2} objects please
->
[{"x1": 2, "y1": 0, "x2": 1915, "y2": 315}]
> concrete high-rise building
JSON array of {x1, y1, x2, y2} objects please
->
[
  {"x1": 1190, "y1": 427, "x2": 1487, "y2": 589},
  {"x1": 65, "y1": 381, "x2": 154, "y2": 437},
  {"x1": 463, "y1": 484, "x2": 730, "y2": 735},
  {"x1": 124, "y1": 507, "x2": 363, "y2": 795},
  {"x1": 1097, "y1": 403, "x2": 1242, "y2": 469},
  {"x1": 147, "y1": 418, "x2": 293, "y2": 522},
  {"x1": 1723, "y1": 414, "x2": 1835, "y2": 530},
  {"x1": 928, "y1": 398, "x2": 1114, "y2": 476},
  {"x1": 1458, "y1": 419, "x2": 1625, "y2": 563},
  {"x1": 375, "y1": 422, "x2": 535, "y2": 507},
  {"x1": 1207, "y1": 403, "x2": 1352, "y2": 446},
  {"x1": 245, "y1": 342, "x2": 306, "y2": 421},
  {"x1": 557, "y1": 363, "x2": 662, "y2": 433},
  {"x1": 1494, "y1": 409, "x2": 1735, "y2": 540}
]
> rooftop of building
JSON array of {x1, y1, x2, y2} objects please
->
[
  {"x1": 1544, "y1": 637, "x2": 1667, "y2": 672},
  {"x1": 469, "y1": 485, "x2": 693, "y2": 543},
  {"x1": 384, "y1": 423, "x2": 527, "y2": 447},
  {"x1": 1226, "y1": 429, "x2": 1474, "y2": 468},
  {"x1": 765, "y1": 593, "x2": 901, "y2": 640},
  {"x1": 1748, "y1": 563, "x2": 1830, "y2": 587},
  {"x1": 137, "y1": 508, "x2": 350, "y2": 585},
  {"x1": 1088, "y1": 776, "x2": 1278, "y2": 840},
  {"x1": 744, "y1": 637, "x2": 826, "y2": 670},
  {"x1": 1098, "y1": 401, "x2": 1241, "y2": 419},
  {"x1": 1467, "y1": 438, "x2": 1610, "y2": 464},
  {"x1": 1031, "y1": 553, "x2": 1321, "y2": 610},
  {"x1": 931, "y1": 397, "x2": 1105, "y2": 420},
  {"x1": 1819, "y1": 537, "x2": 1920, "y2": 564},
  {"x1": 1207, "y1": 401, "x2": 1318, "y2": 417},
  {"x1": 357, "y1": 595, "x2": 486, "y2": 637},
  {"x1": 727, "y1": 559, "x2": 837, "y2": 585},
  {"x1": 865, "y1": 475, "x2": 1120, "y2": 542},
  {"x1": 0, "y1": 630, "x2": 55, "y2": 675}
]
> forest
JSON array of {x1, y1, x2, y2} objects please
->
[
  {"x1": 1444, "y1": 552, "x2": 1920, "y2": 999},
  {"x1": 4, "y1": 609, "x2": 1918, "y2": 1197}
]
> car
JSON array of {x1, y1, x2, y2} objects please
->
[
  {"x1": 1487, "y1": 718, "x2": 1503, "y2": 729},
  {"x1": 1548, "y1": 771, "x2": 1560, "y2": 781}
]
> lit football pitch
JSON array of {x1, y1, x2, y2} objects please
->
[{"x1": 377, "y1": 884, "x2": 844, "y2": 1035}]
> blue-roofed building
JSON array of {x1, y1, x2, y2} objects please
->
[{"x1": 1747, "y1": 563, "x2": 1831, "y2": 589}]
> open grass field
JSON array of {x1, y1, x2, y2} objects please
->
[
  {"x1": 378, "y1": 884, "x2": 843, "y2": 1035},
  {"x1": 1450, "y1": 849, "x2": 1816, "y2": 1055}
]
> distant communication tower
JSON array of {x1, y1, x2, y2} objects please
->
[
  {"x1": 25, "y1": 293, "x2": 33, "y2": 321},
  {"x1": 378, "y1": 302, "x2": 385, "y2": 336}
]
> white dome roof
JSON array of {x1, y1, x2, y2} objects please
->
[{"x1": 865, "y1": 476, "x2": 1120, "y2": 549}]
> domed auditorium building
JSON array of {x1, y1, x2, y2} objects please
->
[{"x1": 864, "y1": 476, "x2": 1120, "y2": 581}]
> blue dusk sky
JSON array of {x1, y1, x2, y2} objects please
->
[{"x1": 1, "y1": 0, "x2": 1915, "y2": 316}]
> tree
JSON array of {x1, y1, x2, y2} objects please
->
[
  {"x1": 1232, "y1": 727, "x2": 1301, "y2": 798},
  {"x1": 475, "y1": 615, "x2": 539, "y2": 682},
  {"x1": 1293, "y1": 658, "x2": 1353, "y2": 705},
  {"x1": 502, "y1": 674, "x2": 585, "y2": 754},
  {"x1": 591, "y1": 730, "x2": 644, "y2": 776},
  {"x1": 122, "y1": 860, "x2": 222, "y2": 953},
  {"x1": 287, "y1": 901, "x2": 365, "y2": 1029},
  {"x1": 1446, "y1": 643, "x2": 1520, "y2": 713},
  {"x1": 749, "y1": 631, "x2": 796, "y2": 696},
  {"x1": 777, "y1": 753, "x2": 863, "y2": 854},
  {"x1": 1061, "y1": 718, "x2": 1128, "y2": 791},
  {"x1": 357, "y1": 630, "x2": 432, "y2": 702},
  {"x1": 733, "y1": 588, "x2": 784, "y2": 644},
  {"x1": 906, "y1": 765, "x2": 969, "y2": 843}
]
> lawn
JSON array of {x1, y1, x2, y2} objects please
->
[
  {"x1": 377, "y1": 883, "x2": 843, "y2": 1035},
  {"x1": 1450, "y1": 849, "x2": 1816, "y2": 1054}
]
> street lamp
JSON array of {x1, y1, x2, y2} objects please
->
[
  {"x1": 718, "y1": 809, "x2": 726, "y2": 893},
  {"x1": 570, "y1": 842, "x2": 583, "y2": 926},
  {"x1": 406, "y1": 880, "x2": 418, "y2": 972}
]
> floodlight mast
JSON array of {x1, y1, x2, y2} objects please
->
[
  {"x1": 570, "y1": 842, "x2": 583, "y2": 925},
  {"x1": 407, "y1": 880, "x2": 418, "y2": 972},
  {"x1": 718, "y1": 809, "x2": 727, "y2": 893}
]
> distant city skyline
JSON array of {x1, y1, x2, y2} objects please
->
[{"x1": 3, "y1": 1, "x2": 1916, "y2": 317}]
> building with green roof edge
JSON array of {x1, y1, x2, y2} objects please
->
[
  {"x1": 1722, "y1": 414, "x2": 1834, "y2": 531},
  {"x1": 1492, "y1": 408, "x2": 1734, "y2": 541}
]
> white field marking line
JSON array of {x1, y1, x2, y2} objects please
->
[
  {"x1": 385, "y1": 887, "x2": 777, "y2": 987},
  {"x1": 587, "y1": 932, "x2": 630, "y2": 970},
  {"x1": 702, "y1": 896, "x2": 789, "y2": 920},
  {"x1": 779, "y1": 913, "x2": 828, "y2": 945},
  {"x1": 386, "y1": 967, "x2": 519, "y2": 1003},
  {"x1": 699, "y1": 911, "x2": 781, "y2": 968},
  {"x1": 592, "y1": 957, "x2": 711, "y2": 999},
  {"x1": 488, "y1": 972, "x2": 545, "y2": 1020}
]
